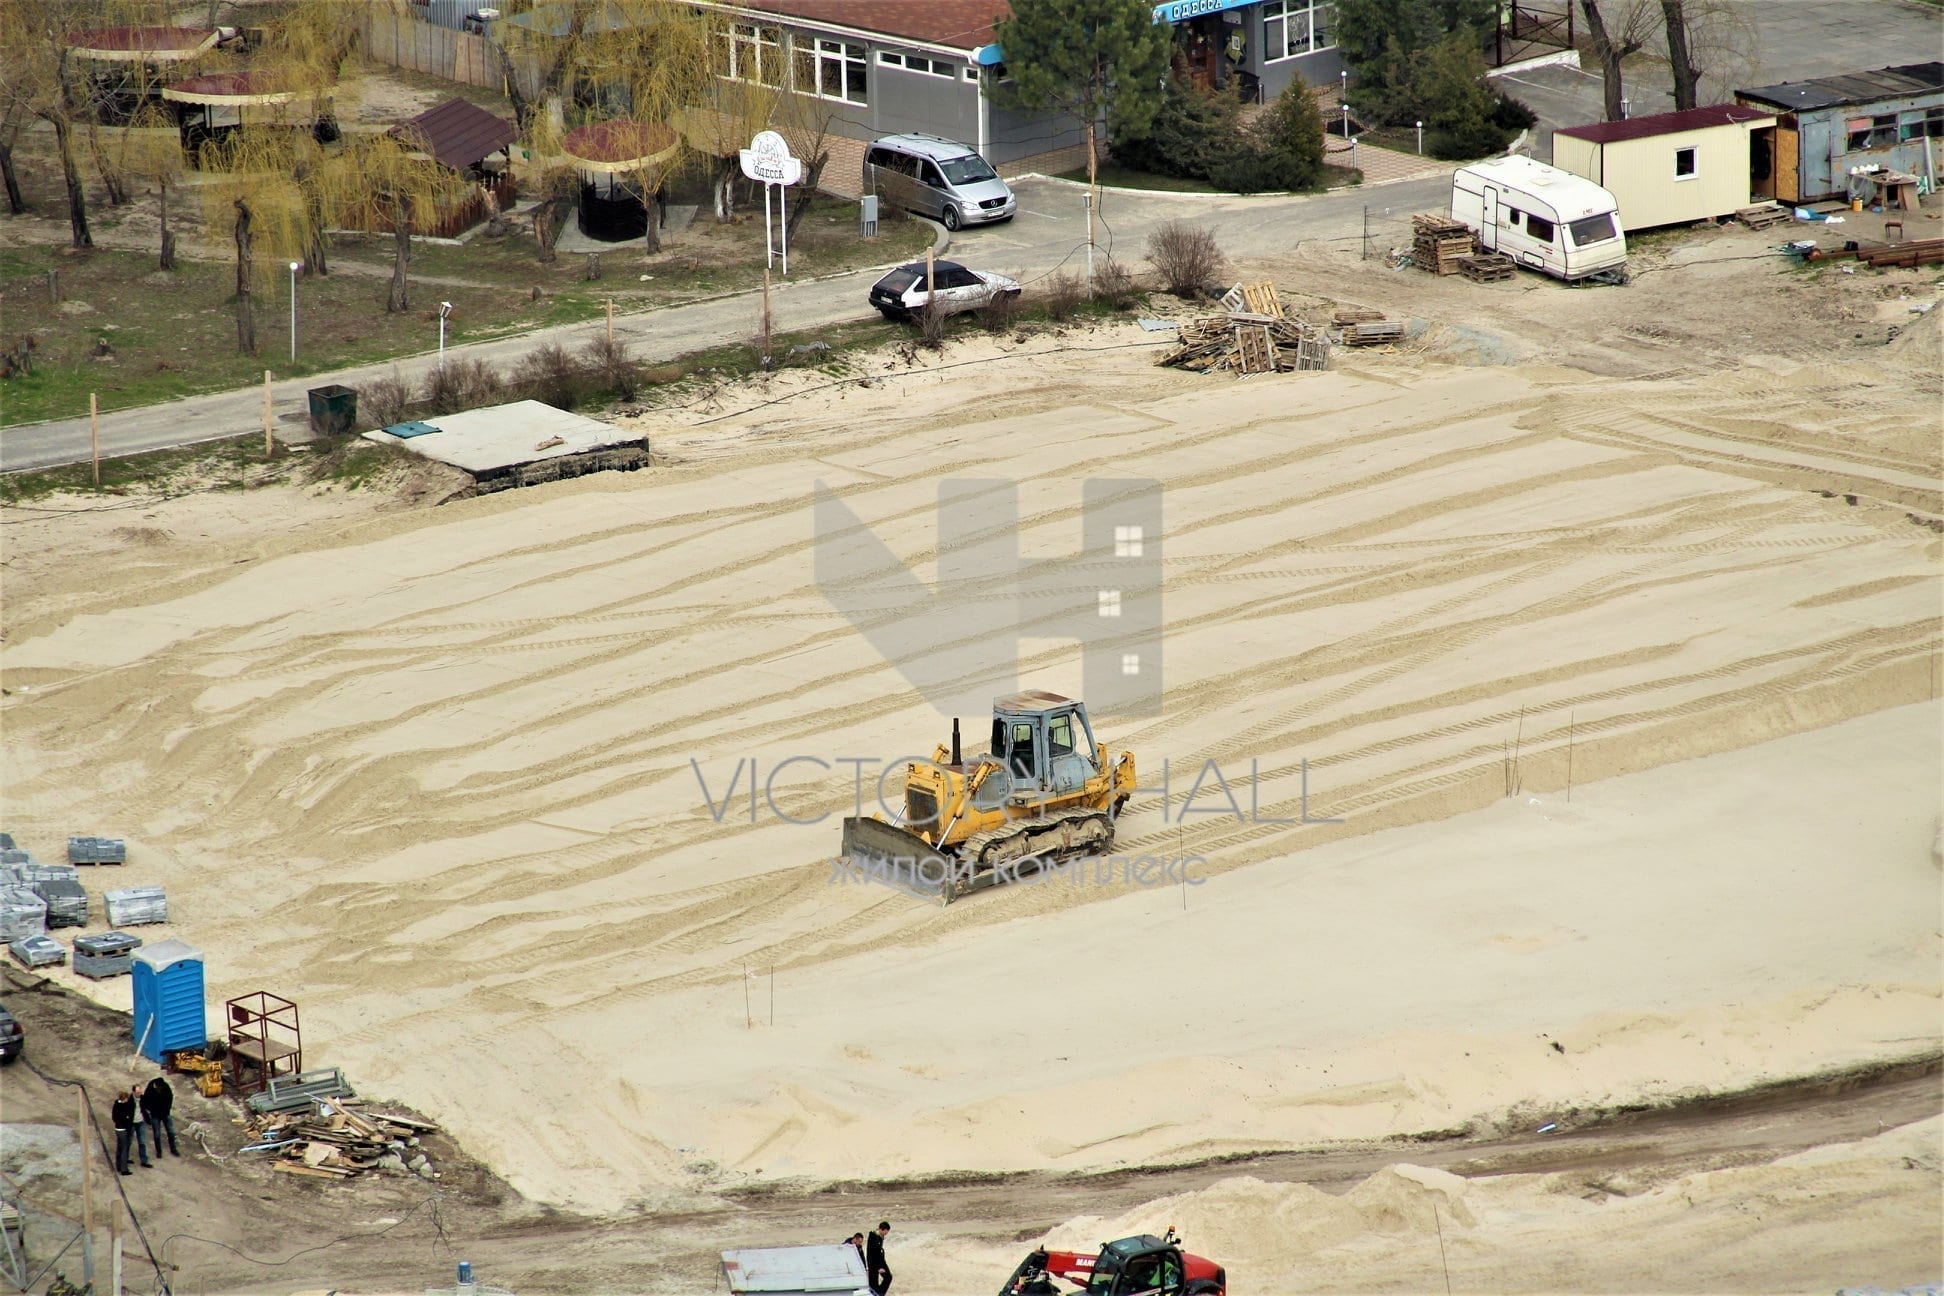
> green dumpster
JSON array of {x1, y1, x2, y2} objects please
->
[{"x1": 307, "y1": 384, "x2": 358, "y2": 437}]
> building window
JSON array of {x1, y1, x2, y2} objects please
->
[
  {"x1": 800, "y1": 38, "x2": 867, "y2": 104},
  {"x1": 1674, "y1": 145, "x2": 1696, "y2": 178},
  {"x1": 879, "y1": 49, "x2": 957, "y2": 79},
  {"x1": 1263, "y1": 0, "x2": 1335, "y2": 61},
  {"x1": 719, "y1": 23, "x2": 782, "y2": 86}
]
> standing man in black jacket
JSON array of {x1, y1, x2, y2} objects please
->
[
  {"x1": 110, "y1": 1087, "x2": 149, "y2": 1174},
  {"x1": 866, "y1": 1220, "x2": 892, "y2": 1296},
  {"x1": 141, "y1": 1071, "x2": 179, "y2": 1157}
]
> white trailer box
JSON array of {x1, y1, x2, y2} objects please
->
[
  {"x1": 720, "y1": 1245, "x2": 870, "y2": 1295},
  {"x1": 1451, "y1": 156, "x2": 1628, "y2": 281}
]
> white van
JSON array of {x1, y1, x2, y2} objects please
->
[
  {"x1": 1451, "y1": 156, "x2": 1627, "y2": 282},
  {"x1": 863, "y1": 133, "x2": 1015, "y2": 231}
]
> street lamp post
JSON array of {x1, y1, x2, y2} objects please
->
[
  {"x1": 288, "y1": 261, "x2": 301, "y2": 365},
  {"x1": 1416, "y1": 120, "x2": 1424, "y2": 155},
  {"x1": 439, "y1": 301, "x2": 452, "y2": 371},
  {"x1": 1339, "y1": 69, "x2": 1348, "y2": 141}
]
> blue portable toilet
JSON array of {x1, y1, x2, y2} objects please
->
[{"x1": 131, "y1": 938, "x2": 207, "y2": 1062}]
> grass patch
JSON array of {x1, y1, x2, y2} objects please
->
[
  {"x1": 0, "y1": 210, "x2": 931, "y2": 429},
  {"x1": 1057, "y1": 164, "x2": 1221, "y2": 193},
  {"x1": 0, "y1": 433, "x2": 287, "y2": 505}
]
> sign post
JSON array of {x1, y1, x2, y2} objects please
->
[{"x1": 739, "y1": 130, "x2": 803, "y2": 276}]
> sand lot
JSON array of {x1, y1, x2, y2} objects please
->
[{"x1": 2, "y1": 266, "x2": 1941, "y2": 1278}]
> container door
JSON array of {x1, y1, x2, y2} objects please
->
[
  {"x1": 1776, "y1": 125, "x2": 1799, "y2": 204},
  {"x1": 1481, "y1": 185, "x2": 1500, "y2": 250}
]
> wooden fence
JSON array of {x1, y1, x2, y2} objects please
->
[
  {"x1": 356, "y1": 7, "x2": 504, "y2": 90},
  {"x1": 346, "y1": 174, "x2": 518, "y2": 239}
]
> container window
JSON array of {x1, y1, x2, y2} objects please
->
[{"x1": 1674, "y1": 146, "x2": 1696, "y2": 178}]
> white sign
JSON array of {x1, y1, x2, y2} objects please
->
[
  {"x1": 739, "y1": 129, "x2": 803, "y2": 186},
  {"x1": 740, "y1": 130, "x2": 803, "y2": 274}
]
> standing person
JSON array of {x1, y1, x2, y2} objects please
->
[
  {"x1": 866, "y1": 1221, "x2": 893, "y2": 1296},
  {"x1": 110, "y1": 1087, "x2": 145, "y2": 1174},
  {"x1": 141, "y1": 1070, "x2": 179, "y2": 1158},
  {"x1": 848, "y1": 1233, "x2": 867, "y2": 1269}
]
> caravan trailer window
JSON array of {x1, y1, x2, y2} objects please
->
[
  {"x1": 1525, "y1": 213, "x2": 1556, "y2": 243},
  {"x1": 1567, "y1": 213, "x2": 1618, "y2": 246}
]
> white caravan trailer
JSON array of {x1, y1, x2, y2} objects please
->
[{"x1": 1451, "y1": 156, "x2": 1628, "y2": 282}]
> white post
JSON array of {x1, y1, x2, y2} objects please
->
[
  {"x1": 763, "y1": 183, "x2": 774, "y2": 269},
  {"x1": 1085, "y1": 190, "x2": 1094, "y2": 293},
  {"x1": 439, "y1": 301, "x2": 451, "y2": 370},
  {"x1": 288, "y1": 261, "x2": 299, "y2": 364},
  {"x1": 779, "y1": 181, "x2": 788, "y2": 276}
]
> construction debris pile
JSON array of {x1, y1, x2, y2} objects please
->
[
  {"x1": 1156, "y1": 282, "x2": 1331, "y2": 375},
  {"x1": 1412, "y1": 214, "x2": 1478, "y2": 275},
  {"x1": 243, "y1": 1093, "x2": 444, "y2": 1182}
]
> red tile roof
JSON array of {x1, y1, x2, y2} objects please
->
[
  {"x1": 394, "y1": 99, "x2": 518, "y2": 171},
  {"x1": 1555, "y1": 103, "x2": 1771, "y2": 145},
  {"x1": 728, "y1": 0, "x2": 1010, "y2": 52}
]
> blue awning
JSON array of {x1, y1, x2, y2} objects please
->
[{"x1": 1152, "y1": 0, "x2": 1258, "y2": 22}]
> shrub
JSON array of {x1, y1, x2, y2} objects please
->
[
  {"x1": 422, "y1": 357, "x2": 505, "y2": 416},
  {"x1": 1040, "y1": 271, "x2": 1084, "y2": 322},
  {"x1": 1145, "y1": 220, "x2": 1225, "y2": 299},
  {"x1": 1420, "y1": 30, "x2": 1513, "y2": 160},
  {"x1": 515, "y1": 342, "x2": 587, "y2": 410},
  {"x1": 979, "y1": 285, "x2": 1023, "y2": 332},
  {"x1": 581, "y1": 333, "x2": 642, "y2": 401},
  {"x1": 1111, "y1": 80, "x2": 1246, "y2": 182},
  {"x1": 361, "y1": 368, "x2": 415, "y2": 429},
  {"x1": 1093, "y1": 257, "x2": 1141, "y2": 311},
  {"x1": 917, "y1": 298, "x2": 947, "y2": 348}
]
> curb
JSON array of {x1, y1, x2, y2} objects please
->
[{"x1": 1012, "y1": 167, "x2": 1455, "y2": 200}]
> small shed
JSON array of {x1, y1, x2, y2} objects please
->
[
  {"x1": 1736, "y1": 62, "x2": 1943, "y2": 203},
  {"x1": 392, "y1": 98, "x2": 517, "y2": 179},
  {"x1": 1553, "y1": 104, "x2": 1775, "y2": 230},
  {"x1": 132, "y1": 937, "x2": 207, "y2": 1061}
]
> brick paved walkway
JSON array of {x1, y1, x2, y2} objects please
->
[{"x1": 1326, "y1": 135, "x2": 1458, "y2": 186}]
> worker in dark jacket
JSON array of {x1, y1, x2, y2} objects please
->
[
  {"x1": 110, "y1": 1087, "x2": 149, "y2": 1174},
  {"x1": 141, "y1": 1072, "x2": 179, "y2": 1157},
  {"x1": 867, "y1": 1221, "x2": 893, "y2": 1296}
]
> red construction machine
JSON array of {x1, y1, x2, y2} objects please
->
[{"x1": 997, "y1": 1229, "x2": 1226, "y2": 1296}]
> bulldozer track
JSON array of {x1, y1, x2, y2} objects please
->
[{"x1": 955, "y1": 808, "x2": 1117, "y2": 900}]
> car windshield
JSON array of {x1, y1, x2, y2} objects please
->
[
  {"x1": 875, "y1": 268, "x2": 921, "y2": 293},
  {"x1": 1568, "y1": 213, "x2": 1618, "y2": 246},
  {"x1": 938, "y1": 154, "x2": 998, "y2": 186}
]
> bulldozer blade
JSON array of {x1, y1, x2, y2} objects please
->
[{"x1": 838, "y1": 817, "x2": 958, "y2": 903}]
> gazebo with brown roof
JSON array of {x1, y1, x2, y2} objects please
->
[
  {"x1": 67, "y1": 26, "x2": 221, "y2": 62},
  {"x1": 393, "y1": 99, "x2": 519, "y2": 177},
  {"x1": 561, "y1": 120, "x2": 680, "y2": 242},
  {"x1": 162, "y1": 70, "x2": 326, "y2": 158}
]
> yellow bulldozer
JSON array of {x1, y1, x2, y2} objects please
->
[{"x1": 840, "y1": 690, "x2": 1137, "y2": 902}]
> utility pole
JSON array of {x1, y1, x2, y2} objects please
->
[
  {"x1": 605, "y1": 297, "x2": 614, "y2": 348},
  {"x1": 78, "y1": 1088, "x2": 96, "y2": 1288},
  {"x1": 89, "y1": 392, "x2": 100, "y2": 488},
  {"x1": 262, "y1": 370, "x2": 273, "y2": 458}
]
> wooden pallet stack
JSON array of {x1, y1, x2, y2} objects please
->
[
  {"x1": 1735, "y1": 203, "x2": 1788, "y2": 230},
  {"x1": 1413, "y1": 214, "x2": 1476, "y2": 275},
  {"x1": 242, "y1": 1097, "x2": 442, "y2": 1181},
  {"x1": 1156, "y1": 282, "x2": 1330, "y2": 375},
  {"x1": 1458, "y1": 252, "x2": 1516, "y2": 282}
]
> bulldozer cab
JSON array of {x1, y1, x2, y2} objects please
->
[{"x1": 989, "y1": 693, "x2": 1099, "y2": 800}]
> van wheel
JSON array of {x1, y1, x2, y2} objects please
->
[{"x1": 941, "y1": 204, "x2": 962, "y2": 232}]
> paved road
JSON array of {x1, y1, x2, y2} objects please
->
[
  {"x1": 0, "y1": 173, "x2": 1449, "y2": 473},
  {"x1": 1498, "y1": 0, "x2": 1942, "y2": 161}
]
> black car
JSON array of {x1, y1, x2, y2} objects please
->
[{"x1": 0, "y1": 1001, "x2": 21, "y2": 1065}]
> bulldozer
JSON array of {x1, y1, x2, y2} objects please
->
[{"x1": 840, "y1": 691, "x2": 1136, "y2": 903}]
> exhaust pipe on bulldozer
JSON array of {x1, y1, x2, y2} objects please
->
[{"x1": 951, "y1": 717, "x2": 961, "y2": 767}]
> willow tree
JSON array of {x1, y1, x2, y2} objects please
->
[
  {"x1": 0, "y1": 0, "x2": 98, "y2": 247},
  {"x1": 493, "y1": 0, "x2": 727, "y2": 256},
  {"x1": 326, "y1": 133, "x2": 467, "y2": 312},
  {"x1": 120, "y1": 103, "x2": 185, "y2": 267},
  {"x1": 196, "y1": 130, "x2": 308, "y2": 353}
]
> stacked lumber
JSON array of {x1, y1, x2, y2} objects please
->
[
  {"x1": 1341, "y1": 320, "x2": 1406, "y2": 346},
  {"x1": 1861, "y1": 238, "x2": 1944, "y2": 269},
  {"x1": 1156, "y1": 283, "x2": 1330, "y2": 376},
  {"x1": 1333, "y1": 307, "x2": 1385, "y2": 325},
  {"x1": 1458, "y1": 252, "x2": 1516, "y2": 282},
  {"x1": 1413, "y1": 214, "x2": 1476, "y2": 275},
  {"x1": 1735, "y1": 203, "x2": 1788, "y2": 230},
  {"x1": 244, "y1": 1097, "x2": 443, "y2": 1181}
]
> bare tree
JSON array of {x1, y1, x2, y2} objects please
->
[
  {"x1": 1660, "y1": 0, "x2": 1700, "y2": 110},
  {"x1": 120, "y1": 104, "x2": 185, "y2": 268},
  {"x1": 1658, "y1": 0, "x2": 1758, "y2": 110},
  {"x1": 0, "y1": 91, "x2": 28, "y2": 214},
  {"x1": 1579, "y1": 0, "x2": 1657, "y2": 121}
]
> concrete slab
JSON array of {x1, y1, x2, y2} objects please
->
[{"x1": 362, "y1": 400, "x2": 643, "y2": 476}]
